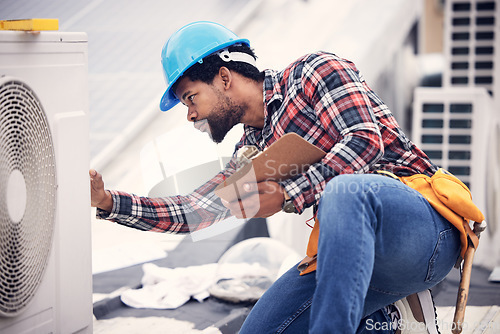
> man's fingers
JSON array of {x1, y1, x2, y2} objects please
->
[
  {"x1": 89, "y1": 169, "x2": 103, "y2": 185},
  {"x1": 89, "y1": 169, "x2": 100, "y2": 179},
  {"x1": 219, "y1": 181, "x2": 283, "y2": 219},
  {"x1": 88, "y1": 169, "x2": 113, "y2": 210},
  {"x1": 251, "y1": 181, "x2": 282, "y2": 196},
  {"x1": 224, "y1": 193, "x2": 261, "y2": 219},
  {"x1": 89, "y1": 169, "x2": 104, "y2": 196}
]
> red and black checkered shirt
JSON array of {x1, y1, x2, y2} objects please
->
[{"x1": 98, "y1": 52, "x2": 437, "y2": 233}]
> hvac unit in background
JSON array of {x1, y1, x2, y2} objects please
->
[
  {"x1": 0, "y1": 31, "x2": 92, "y2": 333},
  {"x1": 443, "y1": 0, "x2": 500, "y2": 98},
  {"x1": 412, "y1": 86, "x2": 500, "y2": 268},
  {"x1": 412, "y1": 87, "x2": 492, "y2": 193}
]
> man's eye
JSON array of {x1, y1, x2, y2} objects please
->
[{"x1": 188, "y1": 95, "x2": 195, "y2": 103}]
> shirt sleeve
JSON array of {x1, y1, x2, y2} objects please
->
[
  {"x1": 280, "y1": 54, "x2": 384, "y2": 213},
  {"x1": 96, "y1": 158, "x2": 238, "y2": 234}
]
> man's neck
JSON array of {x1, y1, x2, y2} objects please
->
[{"x1": 240, "y1": 79, "x2": 265, "y2": 129}]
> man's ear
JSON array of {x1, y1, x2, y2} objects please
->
[{"x1": 218, "y1": 66, "x2": 232, "y2": 90}]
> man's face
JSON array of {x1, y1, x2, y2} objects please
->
[{"x1": 175, "y1": 77, "x2": 245, "y2": 143}]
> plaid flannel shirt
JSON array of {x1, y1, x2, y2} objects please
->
[{"x1": 97, "y1": 51, "x2": 437, "y2": 233}]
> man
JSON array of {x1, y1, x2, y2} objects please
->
[{"x1": 91, "y1": 21, "x2": 461, "y2": 333}]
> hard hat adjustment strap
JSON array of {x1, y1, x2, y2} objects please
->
[{"x1": 217, "y1": 49, "x2": 257, "y2": 67}]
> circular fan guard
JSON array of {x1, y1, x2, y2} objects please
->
[{"x1": 0, "y1": 77, "x2": 57, "y2": 317}]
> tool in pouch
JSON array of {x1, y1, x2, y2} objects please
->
[{"x1": 299, "y1": 168, "x2": 486, "y2": 334}]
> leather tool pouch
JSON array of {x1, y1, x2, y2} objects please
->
[{"x1": 399, "y1": 168, "x2": 484, "y2": 259}]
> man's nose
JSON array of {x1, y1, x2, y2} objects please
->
[{"x1": 187, "y1": 108, "x2": 197, "y2": 122}]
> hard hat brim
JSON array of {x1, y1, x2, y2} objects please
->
[{"x1": 160, "y1": 89, "x2": 178, "y2": 111}]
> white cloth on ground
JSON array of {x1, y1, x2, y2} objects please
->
[{"x1": 120, "y1": 262, "x2": 270, "y2": 309}]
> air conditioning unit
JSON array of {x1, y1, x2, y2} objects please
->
[
  {"x1": 443, "y1": 0, "x2": 500, "y2": 98},
  {"x1": 412, "y1": 86, "x2": 499, "y2": 268},
  {"x1": 0, "y1": 31, "x2": 92, "y2": 333}
]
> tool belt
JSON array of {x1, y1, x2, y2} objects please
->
[{"x1": 298, "y1": 168, "x2": 485, "y2": 275}]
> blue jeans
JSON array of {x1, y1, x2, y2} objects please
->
[{"x1": 239, "y1": 174, "x2": 461, "y2": 333}]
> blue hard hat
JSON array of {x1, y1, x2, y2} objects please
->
[{"x1": 159, "y1": 21, "x2": 250, "y2": 111}]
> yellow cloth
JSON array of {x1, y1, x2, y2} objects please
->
[{"x1": 298, "y1": 169, "x2": 484, "y2": 275}]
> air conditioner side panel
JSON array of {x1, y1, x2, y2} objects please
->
[
  {"x1": 0, "y1": 32, "x2": 92, "y2": 333},
  {"x1": 54, "y1": 111, "x2": 93, "y2": 334}
]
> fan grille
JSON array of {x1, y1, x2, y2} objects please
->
[{"x1": 0, "y1": 77, "x2": 56, "y2": 317}]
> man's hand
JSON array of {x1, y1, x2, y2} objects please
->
[
  {"x1": 221, "y1": 180, "x2": 285, "y2": 219},
  {"x1": 89, "y1": 169, "x2": 113, "y2": 212}
]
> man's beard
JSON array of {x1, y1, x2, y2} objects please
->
[{"x1": 194, "y1": 91, "x2": 245, "y2": 143}]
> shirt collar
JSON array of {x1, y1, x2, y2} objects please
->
[{"x1": 263, "y1": 69, "x2": 283, "y2": 107}]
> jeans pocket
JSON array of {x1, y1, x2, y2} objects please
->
[{"x1": 425, "y1": 228, "x2": 459, "y2": 283}]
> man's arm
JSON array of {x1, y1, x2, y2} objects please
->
[{"x1": 88, "y1": 157, "x2": 241, "y2": 234}]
